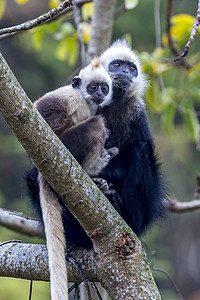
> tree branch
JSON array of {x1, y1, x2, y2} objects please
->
[
  {"x1": 73, "y1": 0, "x2": 87, "y2": 66},
  {"x1": 0, "y1": 0, "x2": 73, "y2": 39},
  {"x1": 0, "y1": 208, "x2": 44, "y2": 238},
  {"x1": 166, "y1": 198, "x2": 200, "y2": 213},
  {"x1": 174, "y1": 0, "x2": 200, "y2": 62},
  {"x1": 0, "y1": 53, "x2": 161, "y2": 299},
  {"x1": 0, "y1": 242, "x2": 97, "y2": 282},
  {"x1": 88, "y1": 0, "x2": 118, "y2": 58},
  {"x1": 166, "y1": 0, "x2": 191, "y2": 69}
]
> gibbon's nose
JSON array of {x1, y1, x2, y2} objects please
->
[{"x1": 122, "y1": 68, "x2": 128, "y2": 74}]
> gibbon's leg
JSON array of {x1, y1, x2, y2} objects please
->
[
  {"x1": 60, "y1": 116, "x2": 119, "y2": 177},
  {"x1": 38, "y1": 173, "x2": 69, "y2": 300}
]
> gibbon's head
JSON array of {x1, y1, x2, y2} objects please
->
[
  {"x1": 72, "y1": 58, "x2": 113, "y2": 112},
  {"x1": 100, "y1": 39, "x2": 147, "y2": 99}
]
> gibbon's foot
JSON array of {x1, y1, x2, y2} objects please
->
[
  {"x1": 107, "y1": 146, "x2": 119, "y2": 158},
  {"x1": 98, "y1": 147, "x2": 119, "y2": 172},
  {"x1": 92, "y1": 177, "x2": 110, "y2": 193},
  {"x1": 92, "y1": 178, "x2": 122, "y2": 215},
  {"x1": 105, "y1": 182, "x2": 123, "y2": 215}
]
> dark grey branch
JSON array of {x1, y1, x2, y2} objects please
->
[
  {"x1": 88, "y1": 0, "x2": 118, "y2": 58},
  {"x1": 166, "y1": 198, "x2": 200, "y2": 213},
  {"x1": 0, "y1": 0, "x2": 73, "y2": 39},
  {"x1": 174, "y1": 0, "x2": 200, "y2": 62},
  {"x1": 166, "y1": 0, "x2": 191, "y2": 69},
  {"x1": 0, "y1": 208, "x2": 44, "y2": 238},
  {"x1": 0, "y1": 53, "x2": 161, "y2": 299},
  {"x1": 73, "y1": 0, "x2": 87, "y2": 66},
  {"x1": 0, "y1": 242, "x2": 97, "y2": 282}
]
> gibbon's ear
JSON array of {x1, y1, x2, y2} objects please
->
[{"x1": 72, "y1": 76, "x2": 81, "y2": 89}]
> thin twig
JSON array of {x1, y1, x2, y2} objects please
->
[
  {"x1": 153, "y1": 268, "x2": 184, "y2": 300},
  {"x1": 166, "y1": 0, "x2": 191, "y2": 69},
  {"x1": 0, "y1": 0, "x2": 73, "y2": 38},
  {"x1": 67, "y1": 254, "x2": 92, "y2": 300},
  {"x1": 194, "y1": 173, "x2": 200, "y2": 199},
  {"x1": 29, "y1": 281, "x2": 33, "y2": 300},
  {"x1": 73, "y1": 0, "x2": 87, "y2": 66},
  {"x1": 90, "y1": 282, "x2": 103, "y2": 300},
  {"x1": 0, "y1": 240, "x2": 24, "y2": 246},
  {"x1": 166, "y1": 197, "x2": 200, "y2": 213},
  {"x1": 174, "y1": 0, "x2": 200, "y2": 62},
  {"x1": 143, "y1": 241, "x2": 184, "y2": 300},
  {"x1": 0, "y1": 208, "x2": 44, "y2": 238},
  {"x1": 154, "y1": 0, "x2": 165, "y2": 91},
  {"x1": 114, "y1": 3, "x2": 126, "y2": 19}
]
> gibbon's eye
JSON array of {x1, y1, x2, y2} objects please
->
[
  {"x1": 87, "y1": 82, "x2": 100, "y2": 95},
  {"x1": 129, "y1": 65, "x2": 136, "y2": 71},
  {"x1": 101, "y1": 83, "x2": 109, "y2": 95},
  {"x1": 113, "y1": 62, "x2": 120, "y2": 68},
  {"x1": 87, "y1": 82, "x2": 99, "y2": 94},
  {"x1": 91, "y1": 84, "x2": 97, "y2": 90}
]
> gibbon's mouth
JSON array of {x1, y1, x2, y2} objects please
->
[
  {"x1": 113, "y1": 76, "x2": 132, "y2": 90},
  {"x1": 93, "y1": 97, "x2": 105, "y2": 104},
  {"x1": 114, "y1": 75, "x2": 133, "y2": 82}
]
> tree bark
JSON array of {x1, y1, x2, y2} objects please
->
[
  {"x1": 0, "y1": 53, "x2": 161, "y2": 299},
  {"x1": 0, "y1": 208, "x2": 44, "y2": 238},
  {"x1": 88, "y1": 0, "x2": 117, "y2": 59},
  {"x1": 0, "y1": 242, "x2": 97, "y2": 282}
]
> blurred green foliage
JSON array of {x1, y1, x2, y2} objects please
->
[{"x1": 0, "y1": 0, "x2": 200, "y2": 299}]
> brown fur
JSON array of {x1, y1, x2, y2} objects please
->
[
  {"x1": 33, "y1": 75, "x2": 117, "y2": 300},
  {"x1": 34, "y1": 85, "x2": 113, "y2": 175},
  {"x1": 35, "y1": 86, "x2": 90, "y2": 136}
]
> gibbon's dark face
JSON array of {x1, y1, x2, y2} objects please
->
[
  {"x1": 108, "y1": 59, "x2": 138, "y2": 89},
  {"x1": 86, "y1": 81, "x2": 110, "y2": 104}
]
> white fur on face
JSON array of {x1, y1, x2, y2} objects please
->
[
  {"x1": 78, "y1": 63, "x2": 113, "y2": 108},
  {"x1": 100, "y1": 39, "x2": 147, "y2": 101}
]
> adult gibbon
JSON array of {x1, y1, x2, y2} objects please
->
[
  {"x1": 98, "y1": 39, "x2": 165, "y2": 236},
  {"x1": 26, "y1": 59, "x2": 118, "y2": 300}
]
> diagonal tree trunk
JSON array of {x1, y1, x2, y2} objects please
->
[{"x1": 0, "y1": 52, "x2": 161, "y2": 299}]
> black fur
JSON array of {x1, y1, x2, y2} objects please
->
[
  {"x1": 26, "y1": 167, "x2": 92, "y2": 248},
  {"x1": 98, "y1": 89, "x2": 165, "y2": 236},
  {"x1": 26, "y1": 51, "x2": 165, "y2": 248}
]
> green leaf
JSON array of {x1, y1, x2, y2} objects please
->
[
  {"x1": 48, "y1": 0, "x2": 61, "y2": 9},
  {"x1": 181, "y1": 101, "x2": 198, "y2": 141},
  {"x1": 81, "y1": 22, "x2": 91, "y2": 44},
  {"x1": 82, "y1": 3, "x2": 93, "y2": 21},
  {"x1": 125, "y1": 0, "x2": 140, "y2": 10},
  {"x1": 67, "y1": 37, "x2": 78, "y2": 65},
  {"x1": 146, "y1": 79, "x2": 168, "y2": 112},
  {"x1": 0, "y1": 0, "x2": 6, "y2": 19},
  {"x1": 14, "y1": 0, "x2": 29, "y2": 4},
  {"x1": 191, "y1": 88, "x2": 200, "y2": 103},
  {"x1": 60, "y1": 22, "x2": 75, "y2": 36},
  {"x1": 161, "y1": 102, "x2": 176, "y2": 134},
  {"x1": 171, "y1": 14, "x2": 197, "y2": 46},
  {"x1": 32, "y1": 31, "x2": 44, "y2": 51},
  {"x1": 121, "y1": 33, "x2": 132, "y2": 48},
  {"x1": 56, "y1": 37, "x2": 78, "y2": 65}
]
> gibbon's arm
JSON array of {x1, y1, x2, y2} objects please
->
[{"x1": 59, "y1": 115, "x2": 112, "y2": 177}]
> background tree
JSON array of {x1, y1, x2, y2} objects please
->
[{"x1": 0, "y1": 0, "x2": 200, "y2": 299}]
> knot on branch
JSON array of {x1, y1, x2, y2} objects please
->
[
  {"x1": 116, "y1": 231, "x2": 135, "y2": 258},
  {"x1": 63, "y1": 0, "x2": 73, "y2": 9},
  {"x1": 15, "y1": 108, "x2": 29, "y2": 122},
  {"x1": 90, "y1": 228, "x2": 103, "y2": 240}
]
